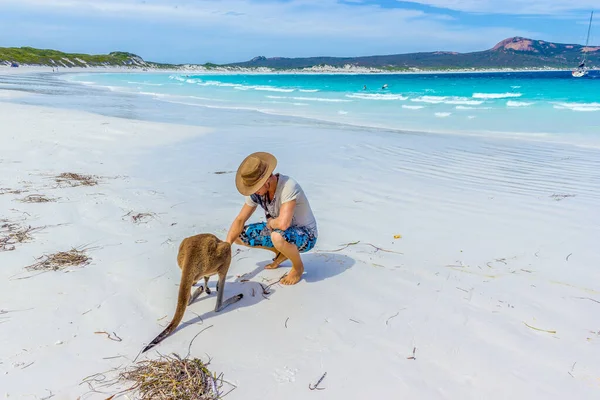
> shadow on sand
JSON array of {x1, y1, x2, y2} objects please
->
[{"x1": 173, "y1": 252, "x2": 355, "y2": 332}]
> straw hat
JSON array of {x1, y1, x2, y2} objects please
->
[{"x1": 235, "y1": 152, "x2": 277, "y2": 196}]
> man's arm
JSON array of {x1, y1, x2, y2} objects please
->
[
  {"x1": 225, "y1": 203, "x2": 257, "y2": 244},
  {"x1": 267, "y1": 200, "x2": 296, "y2": 231}
]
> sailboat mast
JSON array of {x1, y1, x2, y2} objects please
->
[
  {"x1": 573, "y1": 11, "x2": 593, "y2": 76},
  {"x1": 580, "y1": 11, "x2": 593, "y2": 64},
  {"x1": 585, "y1": 11, "x2": 593, "y2": 47}
]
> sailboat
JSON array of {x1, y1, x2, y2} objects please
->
[{"x1": 572, "y1": 11, "x2": 594, "y2": 78}]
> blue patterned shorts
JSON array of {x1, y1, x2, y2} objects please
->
[{"x1": 240, "y1": 222, "x2": 317, "y2": 253}]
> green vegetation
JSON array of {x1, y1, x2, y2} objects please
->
[
  {"x1": 0, "y1": 47, "x2": 175, "y2": 68},
  {"x1": 1, "y1": 37, "x2": 598, "y2": 72},
  {"x1": 227, "y1": 37, "x2": 599, "y2": 70},
  {"x1": 0, "y1": 47, "x2": 148, "y2": 67}
]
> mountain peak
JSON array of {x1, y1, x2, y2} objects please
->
[
  {"x1": 226, "y1": 37, "x2": 599, "y2": 70},
  {"x1": 492, "y1": 37, "x2": 538, "y2": 52}
]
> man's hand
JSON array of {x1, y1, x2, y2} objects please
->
[
  {"x1": 266, "y1": 200, "x2": 296, "y2": 231},
  {"x1": 226, "y1": 203, "x2": 257, "y2": 244}
]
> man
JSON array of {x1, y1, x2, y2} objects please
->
[{"x1": 225, "y1": 152, "x2": 318, "y2": 285}]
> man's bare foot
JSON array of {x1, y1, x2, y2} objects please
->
[
  {"x1": 265, "y1": 252, "x2": 288, "y2": 269},
  {"x1": 281, "y1": 264, "x2": 304, "y2": 285}
]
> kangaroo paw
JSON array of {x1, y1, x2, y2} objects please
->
[
  {"x1": 215, "y1": 293, "x2": 244, "y2": 312},
  {"x1": 188, "y1": 285, "x2": 205, "y2": 305}
]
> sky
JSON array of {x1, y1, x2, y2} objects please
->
[{"x1": 0, "y1": 0, "x2": 596, "y2": 64}]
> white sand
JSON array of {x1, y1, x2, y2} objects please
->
[{"x1": 1, "y1": 92, "x2": 600, "y2": 399}]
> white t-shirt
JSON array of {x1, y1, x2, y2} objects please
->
[{"x1": 245, "y1": 174, "x2": 318, "y2": 236}]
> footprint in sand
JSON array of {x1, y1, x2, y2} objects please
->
[{"x1": 273, "y1": 366, "x2": 298, "y2": 383}]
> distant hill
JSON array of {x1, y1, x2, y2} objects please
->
[
  {"x1": 1, "y1": 37, "x2": 599, "y2": 71},
  {"x1": 0, "y1": 47, "x2": 174, "y2": 69},
  {"x1": 227, "y1": 37, "x2": 600, "y2": 70}
]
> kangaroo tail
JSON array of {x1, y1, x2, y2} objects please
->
[{"x1": 142, "y1": 258, "x2": 194, "y2": 353}]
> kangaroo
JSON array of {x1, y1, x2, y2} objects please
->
[{"x1": 142, "y1": 233, "x2": 243, "y2": 353}]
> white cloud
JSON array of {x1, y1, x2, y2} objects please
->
[
  {"x1": 0, "y1": 0, "x2": 542, "y2": 62},
  {"x1": 4, "y1": 0, "x2": 421, "y2": 37},
  {"x1": 398, "y1": 0, "x2": 596, "y2": 15},
  {"x1": 0, "y1": 0, "x2": 532, "y2": 39}
]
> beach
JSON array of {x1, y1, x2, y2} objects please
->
[{"x1": 1, "y1": 69, "x2": 600, "y2": 399}]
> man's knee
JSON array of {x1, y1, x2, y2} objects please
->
[{"x1": 270, "y1": 231, "x2": 286, "y2": 248}]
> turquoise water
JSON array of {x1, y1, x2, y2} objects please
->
[{"x1": 65, "y1": 71, "x2": 599, "y2": 142}]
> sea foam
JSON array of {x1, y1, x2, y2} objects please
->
[
  {"x1": 411, "y1": 96, "x2": 481, "y2": 105},
  {"x1": 472, "y1": 92, "x2": 522, "y2": 99},
  {"x1": 402, "y1": 105, "x2": 424, "y2": 110},
  {"x1": 266, "y1": 95, "x2": 350, "y2": 103},
  {"x1": 553, "y1": 102, "x2": 600, "y2": 112},
  {"x1": 346, "y1": 93, "x2": 408, "y2": 100},
  {"x1": 507, "y1": 101, "x2": 534, "y2": 107}
]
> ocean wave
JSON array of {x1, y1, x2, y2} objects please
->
[
  {"x1": 511, "y1": 86, "x2": 521, "y2": 89},
  {"x1": 127, "y1": 81, "x2": 164, "y2": 86},
  {"x1": 411, "y1": 96, "x2": 448, "y2": 104},
  {"x1": 177, "y1": 78, "x2": 296, "y2": 93},
  {"x1": 402, "y1": 105, "x2": 424, "y2": 110},
  {"x1": 553, "y1": 102, "x2": 600, "y2": 112},
  {"x1": 135, "y1": 91, "x2": 226, "y2": 103},
  {"x1": 200, "y1": 82, "x2": 296, "y2": 92},
  {"x1": 507, "y1": 101, "x2": 534, "y2": 107},
  {"x1": 299, "y1": 89, "x2": 320, "y2": 92},
  {"x1": 145, "y1": 92, "x2": 593, "y2": 143},
  {"x1": 198, "y1": 81, "x2": 239, "y2": 87},
  {"x1": 253, "y1": 86, "x2": 295, "y2": 93},
  {"x1": 346, "y1": 93, "x2": 408, "y2": 100},
  {"x1": 455, "y1": 106, "x2": 492, "y2": 110},
  {"x1": 188, "y1": 95, "x2": 226, "y2": 102},
  {"x1": 435, "y1": 112, "x2": 451, "y2": 117},
  {"x1": 472, "y1": 92, "x2": 522, "y2": 99},
  {"x1": 294, "y1": 96, "x2": 351, "y2": 102},
  {"x1": 266, "y1": 101, "x2": 309, "y2": 106},
  {"x1": 411, "y1": 96, "x2": 480, "y2": 105},
  {"x1": 445, "y1": 99, "x2": 484, "y2": 105},
  {"x1": 231, "y1": 84, "x2": 294, "y2": 92},
  {"x1": 159, "y1": 98, "x2": 275, "y2": 114},
  {"x1": 103, "y1": 85, "x2": 137, "y2": 93},
  {"x1": 138, "y1": 91, "x2": 168, "y2": 97},
  {"x1": 266, "y1": 95, "x2": 350, "y2": 103},
  {"x1": 169, "y1": 75, "x2": 229, "y2": 87}
]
